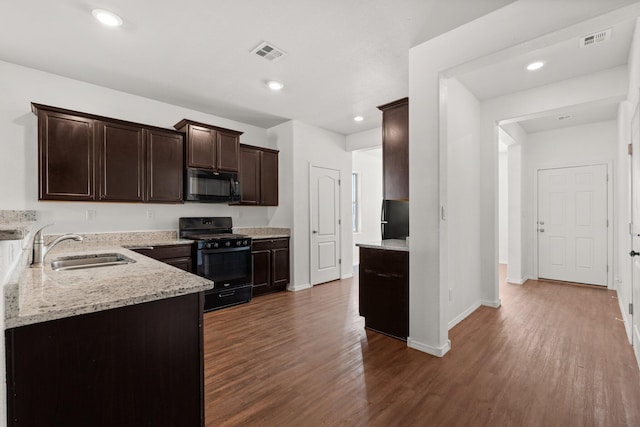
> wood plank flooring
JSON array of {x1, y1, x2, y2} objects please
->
[{"x1": 203, "y1": 266, "x2": 640, "y2": 426}]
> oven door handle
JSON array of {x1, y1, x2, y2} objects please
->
[{"x1": 199, "y1": 246, "x2": 250, "y2": 254}]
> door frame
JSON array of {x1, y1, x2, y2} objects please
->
[
  {"x1": 308, "y1": 163, "x2": 342, "y2": 286},
  {"x1": 532, "y1": 159, "x2": 613, "y2": 288}
]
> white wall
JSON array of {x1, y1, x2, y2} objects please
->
[
  {"x1": 504, "y1": 124, "x2": 527, "y2": 284},
  {"x1": 444, "y1": 79, "x2": 483, "y2": 329},
  {"x1": 0, "y1": 60, "x2": 274, "y2": 234},
  {"x1": 408, "y1": 0, "x2": 640, "y2": 356},
  {"x1": 521, "y1": 121, "x2": 618, "y2": 279},
  {"x1": 498, "y1": 151, "x2": 508, "y2": 264},
  {"x1": 268, "y1": 120, "x2": 353, "y2": 290},
  {"x1": 352, "y1": 148, "x2": 382, "y2": 266},
  {"x1": 346, "y1": 127, "x2": 382, "y2": 152}
]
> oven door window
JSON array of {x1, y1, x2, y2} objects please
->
[{"x1": 198, "y1": 247, "x2": 251, "y2": 287}]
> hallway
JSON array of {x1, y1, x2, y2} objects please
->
[{"x1": 203, "y1": 269, "x2": 640, "y2": 426}]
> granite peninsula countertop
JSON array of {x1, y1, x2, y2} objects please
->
[
  {"x1": 5, "y1": 237, "x2": 212, "y2": 329},
  {"x1": 356, "y1": 239, "x2": 409, "y2": 252}
]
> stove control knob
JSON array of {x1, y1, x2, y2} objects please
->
[
  {"x1": 205, "y1": 243, "x2": 212, "y2": 249},
  {"x1": 213, "y1": 242, "x2": 219, "y2": 248},
  {"x1": 243, "y1": 239, "x2": 249, "y2": 246},
  {"x1": 236, "y1": 240, "x2": 242, "y2": 246},
  {"x1": 225, "y1": 241, "x2": 231, "y2": 247}
]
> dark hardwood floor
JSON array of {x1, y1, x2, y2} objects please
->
[{"x1": 203, "y1": 267, "x2": 640, "y2": 426}]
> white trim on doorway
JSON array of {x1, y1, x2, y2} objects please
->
[{"x1": 532, "y1": 159, "x2": 614, "y2": 289}]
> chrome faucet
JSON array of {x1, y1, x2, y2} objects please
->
[{"x1": 31, "y1": 224, "x2": 83, "y2": 268}]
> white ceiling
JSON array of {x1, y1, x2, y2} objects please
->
[
  {"x1": 455, "y1": 18, "x2": 636, "y2": 133},
  {"x1": 0, "y1": 0, "x2": 516, "y2": 135}
]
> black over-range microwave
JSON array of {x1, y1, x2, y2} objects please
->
[{"x1": 184, "y1": 168, "x2": 240, "y2": 203}]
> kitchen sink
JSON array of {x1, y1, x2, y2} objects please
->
[{"x1": 51, "y1": 253, "x2": 136, "y2": 271}]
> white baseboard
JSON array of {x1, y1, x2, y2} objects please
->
[
  {"x1": 616, "y1": 292, "x2": 633, "y2": 344},
  {"x1": 448, "y1": 301, "x2": 481, "y2": 330},
  {"x1": 288, "y1": 283, "x2": 311, "y2": 292},
  {"x1": 481, "y1": 299, "x2": 501, "y2": 308},
  {"x1": 407, "y1": 338, "x2": 451, "y2": 357},
  {"x1": 506, "y1": 276, "x2": 530, "y2": 285},
  {"x1": 341, "y1": 273, "x2": 353, "y2": 280}
]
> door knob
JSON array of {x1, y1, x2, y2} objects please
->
[
  {"x1": 539, "y1": 228, "x2": 545, "y2": 233},
  {"x1": 312, "y1": 230, "x2": 318, "y2": 234},
  {"x1": 539, "y1": 221, "x2": 545, "y2": 225},
  {"x1": 630, "y1": 250, "x2": 640, "y2": 257}
]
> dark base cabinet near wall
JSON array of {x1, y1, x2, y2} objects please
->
[
  {"x1": 251, "y1": 237, "x2": 289, "y2": 296},
  {"x1": 358, "y1": 247, "x2": 409, "y2": 340},
  {"x1": 5, "y1": 293, "x2": 204, "y2": 427}
]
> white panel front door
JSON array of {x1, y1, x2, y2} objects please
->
[
  {"x1": 630, "y1": 105, "x2": 640, "y2": 362},
  {"x1": 537, "y1": 165, "x2": 607, "y2": 286},
  {"x1": 310, "y1": 165, "x2": 341, "y2": 285}
]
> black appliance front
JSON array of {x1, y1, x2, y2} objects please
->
[
  {"x1": 381, "y1": 199, "x2": 409, "y2": 240},
  {"x1": 196, "y1": 243, "x2": 252, "y2": 312},
  {"x1": 184, "y1": 168, "x2": 240, "y2": 203}
]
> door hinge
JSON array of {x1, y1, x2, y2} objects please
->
[
  {"x1": 606, "y1": 219, "x2": 609, "y2": 227},
  {"x1": 338, "y1": 219, "x2": 341, "y2": 225},
  {"x1": 607, "y1": 174, "x2": 609, "y2": 182},
  {"x1": 630, "y1": 303, "x2": 634, "y2": 315},
  {"x1": 606, "y1": 265, "x2": 609, "y2": 272},
  {"x1": 629, "y1": 143, "x2": 633, "y2": 156},
  {"x1": 631, "y1": 223, "x2": 634, "y2": 235},
  {"x1": 339, "y1": 258, "x2": 342, "y2": 264},
  {"x1": 338, "y1": 179, "x2": 341, "y2": 186}
]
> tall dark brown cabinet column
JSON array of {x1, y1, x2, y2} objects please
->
[{"x1": 377, "y1": 98, "x2": 409, "y2": 201}]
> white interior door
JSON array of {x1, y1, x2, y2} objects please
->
[
  {"x1": 537, "y1": 165, "x2": 608, "y2": 286},
  {"x1": 630, "y1": 105, "x2": 640, "y2": 360},
  {"x1": 310, "y1": 165, "x2": 341, "y2": 285}
]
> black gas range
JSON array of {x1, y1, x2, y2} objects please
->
[{"x1": 179, "y1": 217, "x2": 252, "y2": 312}]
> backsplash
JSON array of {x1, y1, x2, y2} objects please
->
[{"x1": 0, "y1": 211, "x2": 36, "y2": 223}]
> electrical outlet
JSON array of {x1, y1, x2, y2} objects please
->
[
  {"x1": 86, "y1": 210, "x2": 96, "y2": 221},
  {"x1": 146, "y1": 210, "x2": 155, "y2": 220},
  {"x1": 448, "y1": 288, "x2": 453, "y2": 301}
]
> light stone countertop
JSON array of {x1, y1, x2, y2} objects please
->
[
  {"x1": 234, "y1": 227, "x2": 291, "y2": 240},
  {"x1": 356, "y1": 239, "x2": 409, "y2": 252},
  {"x1": 5, "y1": 238, "x2": 212, "y2": 329}
]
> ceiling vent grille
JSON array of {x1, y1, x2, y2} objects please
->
[
  {"x1": 579, "y1": 28, "x2": 612, "y2": 48},
  {"x1": 251, "y1": 41, "x2": 287, "y2": 62}
]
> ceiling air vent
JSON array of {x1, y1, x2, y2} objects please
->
[
  {"x1": 251, "y1": 41, "x2": 287, "y2": 62},
  {"x1": 579, "y1": 28, "x2": 612, "y2": 48}
]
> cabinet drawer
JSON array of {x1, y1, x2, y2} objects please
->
[
  {"x1": 359, "y1": 247, "x2": 408, "y2": 278},
  {"x1": 252, "y1": 238, "x2": 289, "y2": 251},
  {"x1": 131, "y1": 244, "x2": 192, "y2": 261}
]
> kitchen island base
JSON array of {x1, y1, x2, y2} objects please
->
[{"x1": 5, "y1": 292, "x2": 204, "y2": 427}]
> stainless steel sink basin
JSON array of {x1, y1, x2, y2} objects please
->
[{"x1": 51, "y1": 253, "x2": 136, "y2": 271}]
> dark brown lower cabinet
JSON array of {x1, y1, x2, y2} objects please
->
[
  {"x1": 5, "y1": 292, "x2": 204, "y2": 427},
  {"x1": 130, "y1": 243, "x2": 193, "y2": 272},
  {"x1": 359, "y1": 247, "x2": 409, "y2": 340},
  {"x1": 251, "y1": 237, "x2": 289, "y2": 296}
]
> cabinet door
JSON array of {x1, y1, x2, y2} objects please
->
[
  {"x1": 146, "y1": 129, "x2": 183, "y2": 203},
  {"x1": 239, "y1": 146, "x2": 260, "y2": 205},
  {"x1": 187, "y1": 125, "x2": 215, "y2": 169},
  {"x1": 217, "y1": 131, "x2": 239, "y2": 172},
  {"x1": 38, "y1": 111, "x2": 95, "y2": 201},
  {"x1": 252, "y1": 249, "x2": 271, "y2": 296},
  {"x1": 164, "y1": 257, "x2": 192, "y2": 272},
  {"x1": 260, "y1": 150, "x2": 279, "y2": 206},
  {"x1": 382, "y1": 101, "x2": 409, "y2": 200},
  {"x1": 271, "y1": 247, "x2": 289, "y2": 288},
  {"x1": 97, "y1": 121, "x2": 145, "y2": 201}
]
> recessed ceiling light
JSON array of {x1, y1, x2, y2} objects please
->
[
  {"x1": 354, "y1": 116, "x2": 364, "y2": 122},
  {"x1": 92, "y1": 9, "x2": 123, "y2": 27},
  {"x1": 266, "y1": 80, "x2": 284, "y2": 91},
  {"x1": 526, "y1": 61, "x2": 545, "y2": 71}
]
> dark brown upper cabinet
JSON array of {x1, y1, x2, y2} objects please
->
[
  {"x1": 37, "y1": 109, "x2": 96, "y2": 201},
  {"x1": 174, "y1": 119, "x2": 242, "y2": 173},
  {"x1": 378, "y1": 98, "x2": 409, "y2": 201},
  {"x1": 238, "y1": 144, "x2": 279, "y2": 206},
  {"x1": 97, "y1": 121, "x2": 145, "y2": 202},
  {"x1": 32, "y1": 104, "x2": 184, "y2": 204}
]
